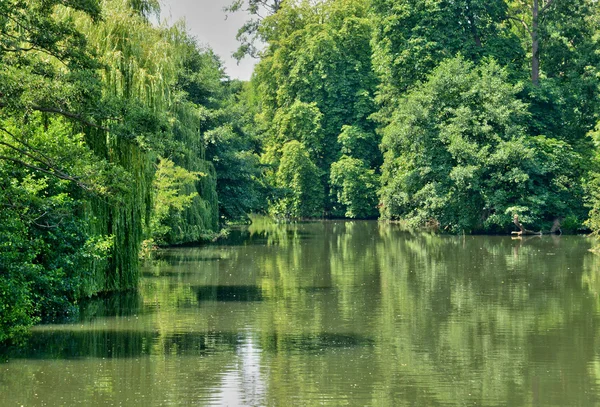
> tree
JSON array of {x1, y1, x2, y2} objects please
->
[
  {"x1": 379, "y1": 56, "x2": 583, "y2": 232},
  {"x1": 225, "y1": 0, "x2": 284, "y2": 60},
  {"x1": 204, "y1": 122, "x2": 265, "y2": 221},
  {"x1": 266, "y1": 100, "x2": 324, "y2": 165},
  {"x1": 337, "y1": 125, "x2": 381, "y2": 168},
  {"x1": 507, "y1": 0, "x2": 554, "y2": 85},
  {"x1": 370, "y1": 0, "x2": 523, "y2": 113},
  {"x1": 273, "y1": 140, "x2": 323, "y2": 219},
  {"x1": 329, "y1": 124, "x2": 380, "y2": 218},
  {"x1": 253, "y1": 0, "x2": 379, "y2": 214},
  {"x1": 0, "y1": 0, "x2": 223, "y2": 341},
  {"x1": 148, "y1": 157, "x2": 202, "y2": 245},
  {"x1": 506, "y1": 0, "x2": 599, "y2": 88},
  {"x1": 330, "y1": 156, "x2": 378, "y2": 219}
]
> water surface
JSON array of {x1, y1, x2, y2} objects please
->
[{"x1": 2, "y1": 221, "x2": 600, "y2": 406}]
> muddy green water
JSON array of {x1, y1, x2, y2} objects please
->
[{"x1": 3, "y1": 221, "x2": 600, "y2": 406}]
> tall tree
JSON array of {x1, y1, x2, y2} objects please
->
[
  {"x1": 507, "y1": 0, "x2": 554, "y2": 85},
  {"x1": 253, "y1": 0, "x2": 379, "y2": 214},
  {"x1": 273, "y1": 140, "x2": 323, "y2": 218},
  {"x1": 371, "y1": 0, "x2": 523, "y2": 110}
]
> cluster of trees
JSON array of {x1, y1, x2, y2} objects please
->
[
  {"x1": 3, "y1": 0, "x2": 600, "y2": 342},
  {"x1": 230, "y1": 0, "x2": 600, "y2": 234}
]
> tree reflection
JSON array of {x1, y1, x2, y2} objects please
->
[{"x1": 3, "y1": 223, "x2": 600, "y2": 406}]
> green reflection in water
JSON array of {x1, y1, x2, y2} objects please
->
[{"x1": 2, "y1": 221, "x2": 600, "y2": 406}]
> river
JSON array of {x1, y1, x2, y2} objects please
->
[{"x1": 2, "y1": 220, "x2": 600, "y2": 406}]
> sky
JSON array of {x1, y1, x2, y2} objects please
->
[{"x1": 159, "y1": 0, "x2": 259, "y2": 81}]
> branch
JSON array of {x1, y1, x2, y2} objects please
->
[
  {"x1": 1, "y1": 23, "x2": 71, "y2": 66},
  {"x1": 0, "y1": 102, "x2": 109, "y2": 132},
  {"x1": 0, "y1": 126, "x2": 58, "y2": 169},
  {"x1": 511, "y1": 214, "x2": 541, "y2": 236},
  {"x1": 541, "y1": 0, "x2": 554, "y2": 13},
  {"x1": 0, "y1": 128, "x2": 92, "y2": 191},
  {"x1": 0, "y1": 154, "x2": 91, "y2": 190},
  {"x1": 0, "y1": 45, "x2": 35, "y2": 52},
  {"x1": 507, "y1": 15, "x2": 532, "y2": 35},
  {"x1": 32, "y1": 106, "x2": 109, "y2": 132},
  {"x1": 514, "y1": 0, "x2": 533, "y2": 11}
]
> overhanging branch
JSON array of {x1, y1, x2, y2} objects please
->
[{"x1": 0, "y1": 102, "x2": 109, "y2": 132}]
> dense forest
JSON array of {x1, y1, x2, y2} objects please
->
[{"x1": 1, "y1": 0, "x2": 600, "y2": 342}]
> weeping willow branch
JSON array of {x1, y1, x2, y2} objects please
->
[{"x1": 32, "y1": 106, "x2": 109, "y2": 131}]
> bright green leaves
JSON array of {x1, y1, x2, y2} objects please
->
[
  {"x1": 330, "y1": 156, "x2": 378, "y2": 219},
  {"x1": 272, "y1": 140, "x2": 324, "y2": 219},
  {"x1": 148, "y1": 157, "x2": 202, "y2": 244},
  {"x1": 270, "y1": 100, "x2": 324, "y2": 163},
  {"x1": 337, "y1": 125, "x2": 380, "y2": 167},
  {"x1": 330, "y1": 125, "x2": 380, "y2": 218}
]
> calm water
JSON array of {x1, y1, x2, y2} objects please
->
[{"x1": 3, "y1": 221, "x2": 600, "y2": 406}]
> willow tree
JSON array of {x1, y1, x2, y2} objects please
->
[
  {"x1": 0, "y1": 0, "x2": 220, "y2": 342},
  {"x1": 73, "y1": 0, "x2": 219, "y2": 248},
  {"x1": 0, "y1": 0, "x2": 118, "y2": 341}
]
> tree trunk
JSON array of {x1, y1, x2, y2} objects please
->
[
  {"x1": 466, "y1": 0, "x2": 482, "y2": 47},
  {"x1": 531, "y1": 0, "x2": 540, "y2": 86},
  {"x1": 512, "y1": 214, "x2": 541, "y2": 235}
]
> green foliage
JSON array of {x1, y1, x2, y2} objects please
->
[
  {"x1": 3, "y1": 0, "x2": 600, "y2": 343},
  {"x1": 205, "y1": 124, "x2": 265, "y2": 221},
  {"x1": 149, "y1": 157, "x2": 202, "y2": 244},
  {"x1": 199, "y1": 80, "x2": 268, "y2": 223},
  {"x1": 584, "y1": 124, "x2": 600, "y2": 237},
  {"x1": 265, "y1": 100, "x2": 324, "y2": 165},
  {"x1": 272, "y1": 141, "x2": 324, "y2": 219},
  {"x1": 330, "y1": 156, "x2": 379, "y2": 219},
  {"x1": 254, "y1": 0, "x2": 379, "y2": 213},
  {"x1": 371, "y1": 0, "x2": 523, "y2": 115},
  {"x1": 0, "y1": 115, "x2": 124, "y2": 342},
  {"x1": 78, "y1": 0, "x2": 221, "y2": 247},
  {"x1": 337, "y1": 125, "x2": 381, "y2": 168},
  {"x1": 380, "y1": 56, "x2": 584, "y2": 232},
  {"x1": 0, "y1": 0, "x2": 222, "y2": 342},
  {"x1": 225, "y1": 0, "x2": 284, "y2": 60}
]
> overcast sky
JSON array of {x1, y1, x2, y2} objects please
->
[{"x1": 159, "y1": 0, "x2": 258, "y2": 81}]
